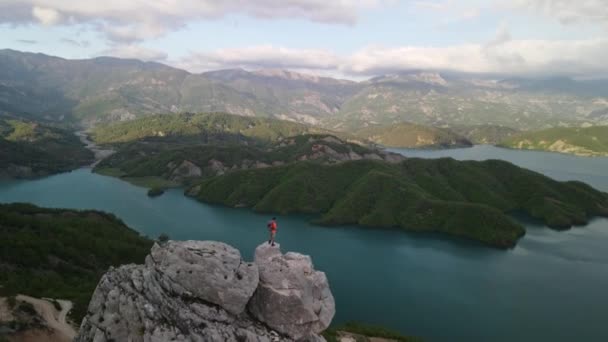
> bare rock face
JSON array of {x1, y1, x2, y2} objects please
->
[
  {"x1": 249, "y1": 243, "x2": 336, "y2": 341},
  {"x1": 75, "y1": 241, "x2": 333, "y2": 342},
  {"x1": 148, "y1": 241, "x2": 259, "y2": 315},
  {"x1": 170, "y1": 160, "x2": 203, "y2": 181}
]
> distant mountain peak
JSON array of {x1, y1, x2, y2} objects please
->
[
  {"x1": 253, "y1": 68, "x2": 323, "y2": 82},
  {"x1": 371, "y1": 71, "x2": 448, "y2": 86}
]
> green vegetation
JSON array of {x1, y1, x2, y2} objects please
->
[
  {"x1": 188, "y1": 158, "x2": 608, "y2": 248},
  {"x1": 94, "y1": 132, "x2": 389, "y2": 188},
  {"x1": 0, "y1": 117, "x2": 93, "y2": 177},
  {"x1": 449, "y1": 125, "x2": 519, "y2": 145},
  {"x1": 500, "y1": 126, "x2": 608, "y2": 156},
  {"x1": 90, "y1": 112, "x2": 331, "y2": 145},
  {"x1": 157, "y1": 233, "x2": 170, "y2": 243},
  {"x1": 3, "y1": 49, "x2": 607, "y2": 131},
  {"x1": 356, "y1": 122, "x2": 472, "y2": 148},
  {"x1": 0, "y1": 203, "x2": 153, "y2": 321},
  {"x1": 147, "y1": 187, "x2": 166, "y2": 197},
  {"x1": 323, "y1": 322, "x2": 421, "y2": 342}
]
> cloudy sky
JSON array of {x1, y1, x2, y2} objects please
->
[{"x1": 1, "y1": 0, "x2": 607, "y2": 79}]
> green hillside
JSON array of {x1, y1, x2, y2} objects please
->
[
  {"x1": 500, "y1": 126, "x2": 608, "y2": 156},
  {"x1": 90, "y1": 112, "x2": 332, "y2": 145},
  {"x1": 187, "y1": 158, "x2": 608, "y2": 248},
  {"x1": 2, "y1": 50, "x2": 608, "y2": 130},
  {"x1": 356, "y1": 122, "x2": 472, "y2": 148},
  {"x1": 95, "y1": 133, "x2": 401, "y2": 188},
  {"x1": 449, "y1": 125, "x2": 519, "y2": 145},
  {"x1": 0, "y1": 117, "x2": 93, "y2": 177},
  {"x1": 324, "y1": 73, "x2": 608, "y2": 131},
  {"x1": 0, "y1": 203, "x2": 153, "y2": 321}
]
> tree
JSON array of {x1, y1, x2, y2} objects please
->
[{"x1": 157, "y1": 233, "x2": 170, "y2": 244}]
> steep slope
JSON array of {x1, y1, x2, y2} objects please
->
[
  {"x1": 0, "y1": 203, "x2": 153, "y2": 322},
  {"x1": 204, "y1": 68, "x2": 360, "y2": 124},
  {"x1": 356, "y1": 122, "x2": 472, "y2": 148},
  {"x1": 75, "y1": 241, "x2": 335, "y2": 341},
  {"x1": 449, "y1": 125, "x2": 519, "y2": 145},
  {"x1": 0, "y1": 50, "x2": 260, "y2": 125},
  {"x1": 90, "y1": 112, "x2": 333, "y2": 145},
  {"x1": 322, "y1": 72, "x2": 608, "y2": 130},
  {"x1": 500, "y1": 126, "x2": 608, "y2": 156},
  {"x1": 187, "y1": 158, "x2": 608, "y2": 248},
  {"x1": 0, "y1": 116, "x2": 93, "y2": 177},
  {"x1": 2, "y1": 50, "x2": 608, "y2": 130},
  {"x1": 94, "y1": 133, "x2": 404, "y2": 187}
]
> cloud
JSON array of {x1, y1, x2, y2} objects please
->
[
  {"x1": 344, "y1": 37, "x2": 608, "y2": 78},
  {"x1": 175, "y1": 34, "x2": 608, "y2": 79},
  {"x1": 32, "y1": 6, "x2": 61, "y2": 25},
  {"x1": 15, "y1": 39, "x2": 37, "y2": 44},
  {"x1": 412, "y1": 0, "x2": 481, "y2": 23},
  {"x1": 60, "y1": 38, "x2": 90, "y2": 48},
  {"x1": 99, "y1": 45, "x2": 168, "y2": 62},
  {"x1": 508, "y1": 0, "x2": 608, "y2": 27},
  {"x1": 0, "y1": 1, "x2": 384, "y2": 42},
  {"x1": 178, "y1": 45, "x2": 341, "y2": 73}
]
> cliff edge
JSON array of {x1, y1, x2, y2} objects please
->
[{"x1": 75, "y1": 241, "x2": 335, "y2": 342}]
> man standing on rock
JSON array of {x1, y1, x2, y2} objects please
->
[{"x1": 267, "y1": 217, "x2": 278, "y2": 246}]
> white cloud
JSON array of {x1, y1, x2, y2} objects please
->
[
  {"x1": 178, "y1": 45, "x2": 341, "y2": 73},
  {"x1": 99, "y1": 45, "x2": 168, "y2": 62},
  {"x1": 15, "y1": 39, "x2": 37, "y2": 44},
  {"x1": 60, "y1": 38, "x2": 90, "y2": 48},
  {"x1": 32, "y1": 6, "x2": 61, "y2": 25},
  {"x1": 175, "y1": 34, "x2": 608, "y2": 79},
  {"x1": 412, "y1": 0, "x2": 482, "y2": 23},
  {"x1": 508, "y1": 0, "x2": 608, "y2": 27},
  {"x1": 0, "y1": 0, "x2": 384, "y2": 42},
  {"x1": 344, "y1": 37, "x2": 608, "y2": 78}
]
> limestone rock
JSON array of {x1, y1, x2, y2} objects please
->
[
  {"x1": 249, "y1": 243, "x2": 336, "y2": 340},
  {"x1": 75, "y1": 240, "x2": 332, "y2": 342},
  {"x1": 148, "y1": 240, "x2": 258, "y2": 315},
  {"x1": 170, "y1": 160, "x2": 202, "y2": 180}
]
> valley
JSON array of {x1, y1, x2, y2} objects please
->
[
  {"x1": 1, "y1": 147, "x2": 608, "y2": 341},
  {"x1": 3, "y1": 1, "x2": 608, "y2": 340},
  {"x1": 0, "y1": 116, "x2": 93, "y2": 178},
  {"x1": 1, "y1": 50, "x2": 608, "y2": 342}
]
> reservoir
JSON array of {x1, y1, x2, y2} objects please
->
[{"x1": 1, "y1": 146, "x2": 607, "y2": 341}]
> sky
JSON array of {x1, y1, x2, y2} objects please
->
[{"x1": 0, "y1": 0, "x2": 607, "y2": 79}]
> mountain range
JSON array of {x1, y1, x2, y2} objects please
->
[{"x1": 2, "y1": 49, "x2": 608, "y2": 131}]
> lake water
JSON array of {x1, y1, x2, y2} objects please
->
[{"x1": 1, "y1": 145, "x2": 608, "y2": 341}]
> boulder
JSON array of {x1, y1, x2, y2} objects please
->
[
  {"x1": 249, "y1": 243, "x2": 336, "y2": 340},
  {"x1": 75, "y1": 240, "x2": 333, "y2": 342},
  {"x1": 148, "y1": 240, "x2": 259, "y2": 315}
]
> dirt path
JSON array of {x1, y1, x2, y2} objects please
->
[
  {"x1": 75, "y1": 130, "x2": 115, "y2": 167},
  {"x1": 16, "y1": 295, "x2": 76, "y2": 341}
]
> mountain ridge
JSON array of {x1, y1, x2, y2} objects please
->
[
  {"x1": 2, "y1": 49, "x2": 608, "y2": 130},
  {"x1": 500, "y1": 126, "x2": 608, "y2": 156}
]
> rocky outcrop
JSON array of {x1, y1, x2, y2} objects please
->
[
  {"x1": 169, "y1": 160, "x2": 203, "y2": 180},
  {"x1": 249, "y1": 244, "x2": 335, "y2": 340},
  {"x1": 75, "y1": 241, "x2": 335, "y2": 342}
]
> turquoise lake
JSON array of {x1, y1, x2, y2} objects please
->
[{"x1": 1, "y1": 145, "x2": 608, "y2": 341}]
